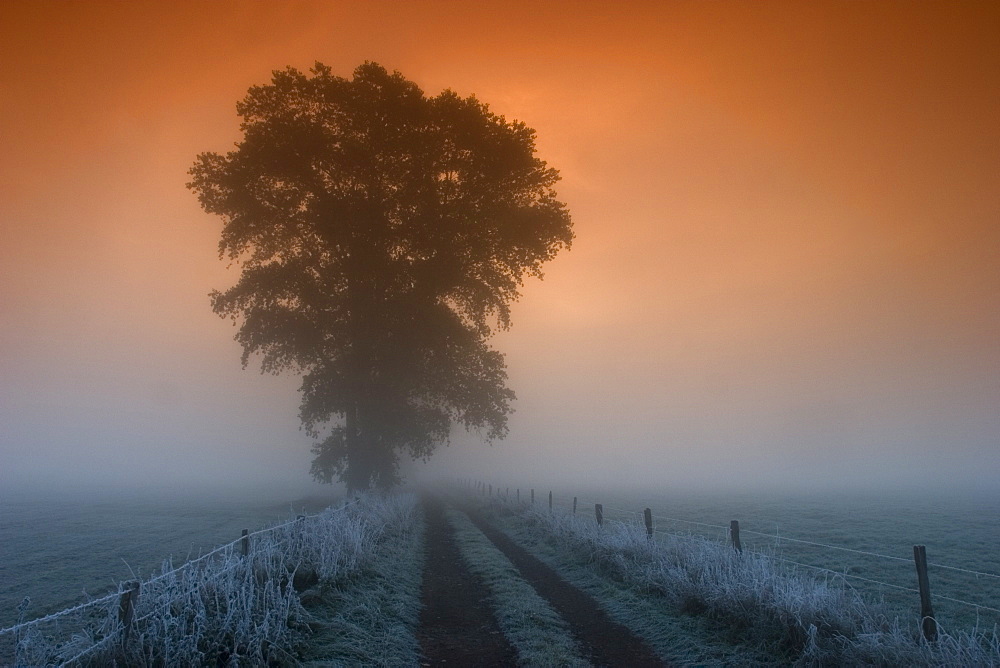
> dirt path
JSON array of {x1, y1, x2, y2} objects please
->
[
  {"x1": 416, "y1": 496, "x2": 518, "y2": 666},
  {"x1": 465, "y1": 505, "x2": 667, "y2": 667},
  {"x1": 417, "y1": 495, "x2": 667, "y2": 667}
]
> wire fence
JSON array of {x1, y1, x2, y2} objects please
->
[
  {"x1": 1, "y1": 512, "x2": 317, "y2": 639},
  {"x1": 466, "y1": 480, "x2": 1000, "y2": 628},
  {"x1": 1, "y1": 501, "x2": 359, "y2": 666}
]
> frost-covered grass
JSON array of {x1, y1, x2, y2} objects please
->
[
  {"x1": 486, "y1": 497, "x2": 1000, "y2": 667},
  {"x1": 3, "y1": 493, "x2": 418, "y2": 667},
  {"x1": 482, "y1": 512, "x2": 779, "y2": 666},
  {"x1": 299, "y1": 500, "x2": 425, "y2": 667},
  {"x1": 444, "y1": 507, "x2": 589, "y2": 667}
]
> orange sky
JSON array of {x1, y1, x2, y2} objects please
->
[{"x1": 1, "y1": 1, "x2": 998, "y2": 495}]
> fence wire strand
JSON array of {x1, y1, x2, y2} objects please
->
[
  {"x1": 770, "y1": 556, "x2": 923, "y2": 594},
  {"x1": 927, "y1": 562, "x2": 1000, "y2": 581},
  {"x1": 58, "y1": 631, "x2": 118, "y2": 667},
  {"x1": 737, "y1": 529, "x2": 914, "y2": 563},
  {"x1": 651, "y1": 513, "x2": 730, "y2": 532},
  {"x1": 653, "y1": 528, "x2": 719, "y2": 544},
  {"x1": 143, "y1": 514, "x2": 315, "y2": 587},
  {"x1": 935, "y1": 595, "x2": 1000, "y2": 615},
  {"x1": 0, "y1": 590, "x2": 120, "y2": 637}
]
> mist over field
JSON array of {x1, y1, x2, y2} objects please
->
[{"x1": 2, "y1": 2, "x2": 998, "y2": 503}]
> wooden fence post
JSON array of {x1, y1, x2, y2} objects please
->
[
  {"x1": 531, "y1": 489, "x2": 535, "y2": 504},
  {"x1": 913, "y1": 545, "x2": 937, "y2": 642},
  {"x1": 595, "y1": 503, "x2": 603, "y2": 526},
  {"x1": 118, "y1": 580, "x2": 140, "y2": 643},
  {"x1": 644, "y1": 508, "x2": 653, "y2": 539},
  {"x1": 489, "y1": 484, "x2": 492, "y2": 497},
  {"x1": 573, "y1": 496, "x2": 577, "y2": 514},
  {"x1": 517, "y1": 488, "x2": 520, "y2": 502},
  {"x1": 730, "y1": 520, "x2": 742, "y2": 553},
  {"x1": 549, "y1": 490, "x2": 553, "y2": 512},
  {"x1": 241, "y1": 528, "x2": 249, "y2": 557}
]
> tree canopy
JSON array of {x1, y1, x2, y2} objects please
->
[{"x1": 188, "y1": 62, "x2": 572, "y2": 490}]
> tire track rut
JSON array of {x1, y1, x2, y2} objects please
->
[{"x1": 417, "y1": 497, "x2": 517, "y2": 666}]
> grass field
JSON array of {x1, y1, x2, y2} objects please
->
[{"x1": 4, "y1": 485, "x2": 998, "y2": 665}]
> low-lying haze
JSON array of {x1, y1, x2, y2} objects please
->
[{"x1": 1, "y1": 1, "x2": 997, "y2": 499}]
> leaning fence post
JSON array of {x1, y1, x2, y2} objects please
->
[
  {"x1": 644, "y1": 508, "x2": 653, "y2": 539},
  {"x1": 730, "y1": 520, "x2": 742, "y2": 553},
  {"x1": 595, "y1": 503, "x2": 603, "y2": 526},
  {"x1": 913, "y1": 545, "x2": 937, "y2": 641},
  {"x1": 573, "y1": 496, "x2": 577, "y2": 514},
  {"x1": 241, "y1": 528, "x2": 249, "y2": 557},
  {"x1": 118, "y1": 580, "x2": 140, "y2": 644},
  {"x1": 549, "y1": 490, "x2": 553, "y2": 512}
]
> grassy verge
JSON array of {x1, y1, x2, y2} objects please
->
[
  {"x1": 4, "y1": 493, "x2": 419, "y2": 667},
  {"x1": 481, "y1": 502, "x2": 782, "y2": 666},
  {"x1": 299, "y1": 496, "x2": 425, "y2": 666},
  {"x1": 481, "y1": 497, "x2": 1000, "y2": 667},
  {"x1": 444, "y1": 506, "x2": 589, "y2": 667}
]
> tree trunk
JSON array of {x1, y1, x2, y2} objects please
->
[{"x1": 343, "y1": 400, "x2": 372, "y2": 493}]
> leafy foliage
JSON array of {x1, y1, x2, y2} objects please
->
[{"x1": 189, "y1": 62, "x2": 572, "y2": 489}]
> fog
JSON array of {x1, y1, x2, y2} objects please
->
[{"x1": 2, "y1": 2, "x2": 998, "y2": 503}]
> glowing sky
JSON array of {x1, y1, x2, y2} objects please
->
[{"x1": 1, "y1": 1, "x2": 997, "y2": 496}]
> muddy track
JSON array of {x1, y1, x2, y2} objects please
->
[
  {"x1": 417, "y1": 495, "x2": 667, "y2": 667},
  {"x1": 464, "y1": 504, "x2": 667, "y2": 667},
  {"x1": 416, "y1": 496, "x2": 518, "y2": 666}
]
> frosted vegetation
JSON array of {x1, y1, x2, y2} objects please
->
[
  {"x1": 490, "y1": 497, "x2": 1000, "y2": 666},
  {"x1": 1, "y1": 494, "x2": 417, "y2": 666},
  {"x1": 299, "y1": 499, "x2": 424, "y2": 666},
  {"x1": 7, "y1": 487, "x2": 995, "y2": 666}
]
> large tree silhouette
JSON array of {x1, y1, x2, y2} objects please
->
[{"x1": 189, "y1": 62, "x2": 572, "y2": 490}]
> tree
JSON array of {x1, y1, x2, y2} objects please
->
[{"x1": 188, "y1": 62, "x2": 572, "y2": 491}]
